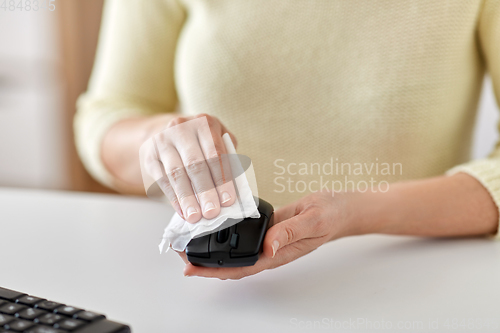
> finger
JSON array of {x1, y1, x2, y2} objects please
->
[
  {"x1": 143, "y1": 141, "x2": 184, "y2": 218},
  {"x1": 174, "y1": 132, "x2": 221, "y2": 220},
  {"x1": 156, "y1": 176, "x2": 183, "y2": 218},
  {"x1": 154, "y1": 134, "x2": 202, "y2": 223},
  {"x1": 262, "y1": 212, "x2": 313, "y2": 258},
  {"x1": 197, "y1": 123, "x2": 236, "y2": 208}
]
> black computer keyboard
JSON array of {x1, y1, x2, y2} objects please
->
[{"x1": 0, "y1": 287, "x2": 130, "y2": 333}]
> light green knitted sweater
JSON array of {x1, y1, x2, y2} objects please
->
[{"x1": 75, "y1": 0, "x2": 500, "y2": 233}]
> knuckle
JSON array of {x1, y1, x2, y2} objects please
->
[
  {"x1": 204, "y1": 143, "x2": 226, "y2": 167},
  {"x1": 283, "y1": 224, "x2": 296, "y2": 244},
  {"x1": 154, "y1": 133, "x2": 171, "y2": 149},
  {"x1": 166, "y1": 120, "x2": 178, "y2": 128},
  {"x1": 185, "y1": 159, "x2": 209, "y2": 176},
  {"x1": 205, "y1": 149, "x2": 221, "y2": 161},
  {"x1": 167, "y1": 117, "x2": 185, "y2": 128},
  {"x1": 168, "y1": 166, "x2": 187, "y2": 182},
  {"x1": 196, "y1": 113, "x2": 210, "y2": 120},
  {"x1": 197, "y1": 113, "x2": 220, "y2": 126},
  {"x1": 303, "y1": 199, "x2": 321, "y2": 214},
  {"x1": 144, "y1": 156, "x2": 158, "y2": 170}
]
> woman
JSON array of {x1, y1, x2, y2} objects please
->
[{"x1": 75, "y1": 0, "x2": 500, "y2": 279}]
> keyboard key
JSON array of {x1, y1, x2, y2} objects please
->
[
  {"x1": 55, "y1": 318, "x2": 85, "y2": 331},
  {"x1": 5, "y1": 319, "x2": 35, "y2": 331},
  {"x1": 0, "y1": 288, "x2": 25, "y2": 302},
  {"x1": 0, "y1": 302, "x2": 26, "y2": 315},
  {"x1": 54, "y1": 305, "x2": 82, "y2": 316},
  {"x1": 16, "y1": 295, "x2": 45, "y2": 306},
  {"x1": 25, "y1": 327, "x2": 65, "y2": 333},
  {"x1": 36, "y1": 313, "x2": 63, "y2": 325},
  {"x1": 74, "y1": 311, "x2": 105, "y2": 322},
  {"x1": 35, "y1": 300, "x2": 64, "y2": 312},
  {"x1": 70, "y1": 320, "x2": 130, "y2": 333},
  {"x1": 0, "y1": 314, "x2": 14, "y2": 325},
  {"x1": 18, "y1": 308, "x2": 47, "y2": 320}
]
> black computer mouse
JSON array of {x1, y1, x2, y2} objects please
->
[{"x1": 186, "y1": 198, "x2": 274, "y2": 267}]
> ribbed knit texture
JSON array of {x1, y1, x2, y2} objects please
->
[{"x1": 75, "y1": 0, "x2": 500, "y2": 234}]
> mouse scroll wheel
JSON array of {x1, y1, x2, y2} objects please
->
[{"x1": 216, "y1": 227, "x2": 230, "y2": 243}]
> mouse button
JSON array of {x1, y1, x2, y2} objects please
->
[
  {"x1": 186, "y1": 234, "x2": 210, "y2": 258},
  {"x1": 216, "y1": 227, "x2": 230, "y2": 243},
  {"x1": 229, "y1": 233, "x2": 239, "y2": 249},
  {"x1": 231, "y1": 216, "x2": 265, "y2": 258},
  {"x1": 209, "y1": 230, "x2": 228, "y2": 253}
]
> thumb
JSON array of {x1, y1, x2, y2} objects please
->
[{"x1": 263, "y1": 212, "x2": 310, "y2": 258}]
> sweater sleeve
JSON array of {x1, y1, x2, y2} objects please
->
[
  {"x1": 446, "y1": 0, "x2": 500, "y2": 237},
  {"x1": 74, "y1": 0, "x2": 185, "y2": 191}
]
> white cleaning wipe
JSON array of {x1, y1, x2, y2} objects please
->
[{"x1": 158, "y1": 133, "x2": 260, "y2": 253}]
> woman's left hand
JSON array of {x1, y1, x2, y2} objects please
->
[{"x1": 182, "y1": 191, "x2": 352, "y2": 280}]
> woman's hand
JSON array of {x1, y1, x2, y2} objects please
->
[
  {"x1": 178, "y1": 173, "x2": 500, "y2": 280},
  {"x1": 141, "y1": 113, "x2": 238, "y2": 223},
  {"x1": 182, "y1": 191, "x2": 352, "y2": 279}
]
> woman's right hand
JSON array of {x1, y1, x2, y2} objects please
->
[{"x1": 141, "y1": 114, "x2": 238, "y2": 223}]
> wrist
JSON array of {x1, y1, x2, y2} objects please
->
[{"x1": 333, "y1": 189, "x2": 391, "y2": 239}]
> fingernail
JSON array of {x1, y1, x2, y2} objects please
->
[
  {"x1": 272, "y1": 240, "x2": 279, "y2": 258},
  {"x1": 221, "y1": 192, "x2": 231, "y2": 203},
  {"x1": 204, "y1": 202, "x2": 216, "y2": 213},
  {"x1": 186, "y1": 206, "x2": 198, "y2": 217}
]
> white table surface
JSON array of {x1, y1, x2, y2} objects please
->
[{"x1": 1, "y1": 188, "x2": 499, "y2": 333}]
